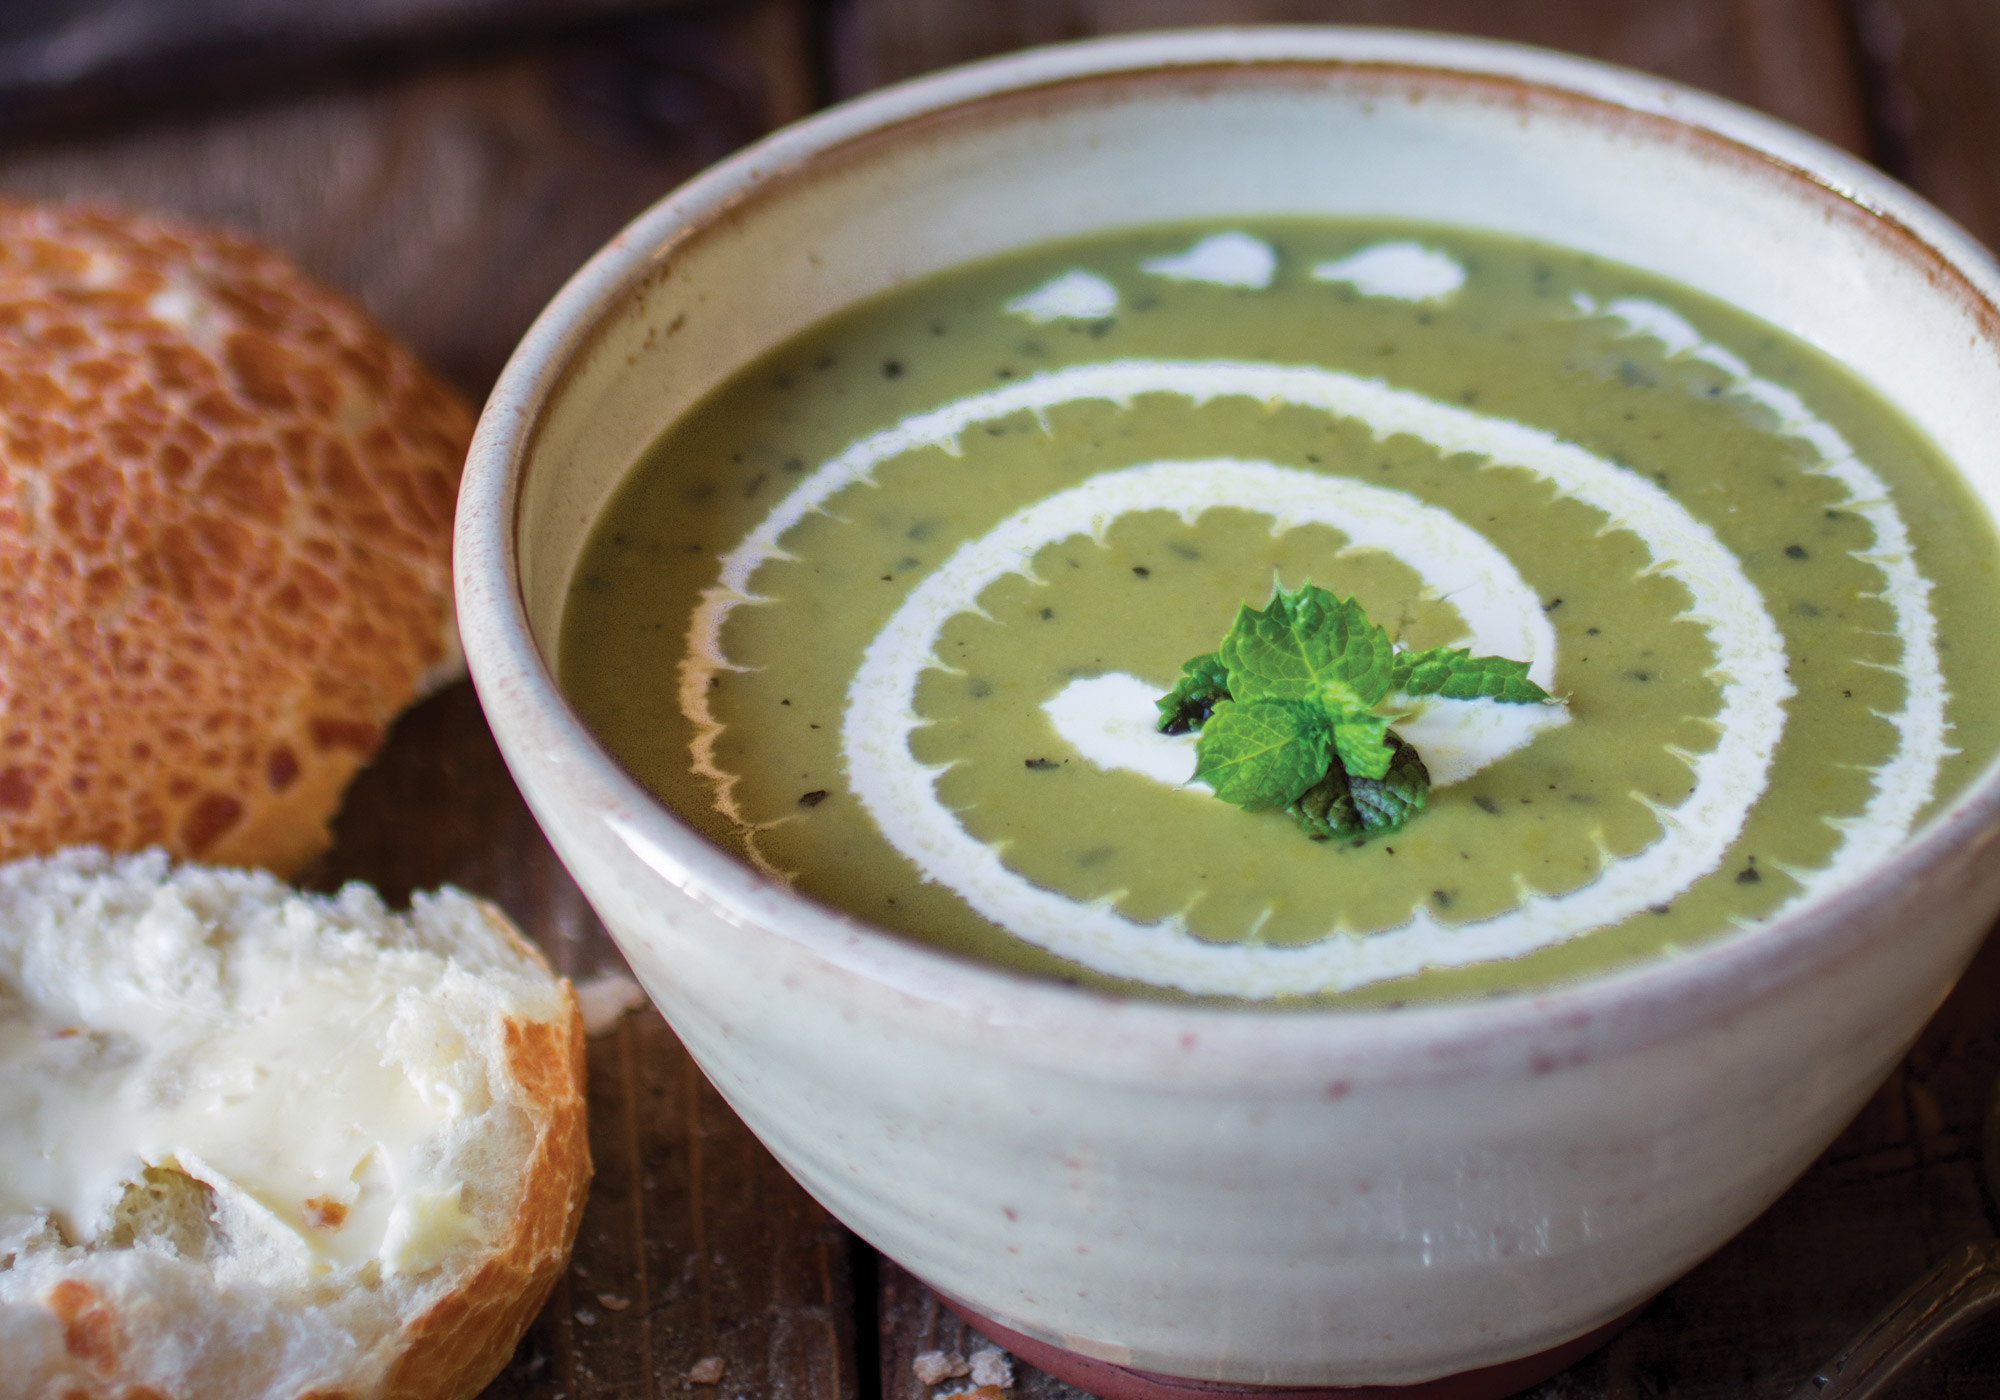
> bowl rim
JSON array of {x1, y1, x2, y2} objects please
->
[{"x1": 456, "y1": 24, "x2": 2000, "y2": 1085}]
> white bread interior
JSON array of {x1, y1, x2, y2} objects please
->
[{"x1": 0, "y1": 848, "x2": 590, "y2": 1400}]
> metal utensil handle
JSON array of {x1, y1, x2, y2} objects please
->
[{"x1": 1790, "y1": 1239, "x2": 2000, "y2": 1399}]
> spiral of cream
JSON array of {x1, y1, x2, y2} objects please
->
[{"x1": 680, "y1": 247, "x2": 1946, "y2": 997}]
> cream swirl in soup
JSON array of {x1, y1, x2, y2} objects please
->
[{"x1": 560, "y1": 222, "x2": 2000, "y2": 1005}]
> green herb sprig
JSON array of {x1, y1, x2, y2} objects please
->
[{"x1": 1156, "y1": 583, "x2": 1554, "y2": 842}]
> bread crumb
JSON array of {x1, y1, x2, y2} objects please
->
[
  {"x1": 575, "y1": 1306, "x2": 598, "y2": 1326},
  {"x1": 969, "y1": 1348, "x2": 1014, "y2": 1388},
  {"x1": 575, "y1": 973, "x2": 650, "y2": 1034},
  {"x1": 913, "y1": 1350, "x2": 970, "y2": 1384},
  {"x1": 689, "y1": 1356, "x2": 726, "y2": 1384},
  {"x1": 597, "y1": 1292, "x2": 631, "y2": 1311}
]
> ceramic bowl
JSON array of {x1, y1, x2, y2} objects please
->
[{"x1": 455, "y1": 27, "x2": 2000, "y2": 1391}]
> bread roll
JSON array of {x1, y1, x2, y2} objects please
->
[
  {"x1": 0, "y1": 848, "x2": 589, "y2": 1400},
  {"x1": 0, "y1": 203, "x2": 471, "y2": 876}
]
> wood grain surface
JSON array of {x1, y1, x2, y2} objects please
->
[
  {"x1": 0, "y1": 0, "x2": 813, "y2": 395},
  {"x1": 5, "y1": 1, "x2": 1999, "y2": 1396},
  {"x1": 826, "y1": 0, "x2": 1874, "y2": 155},
  {"x1": 0, "y1": 0, "x2": 711, "y2": 141},
  {"x1": 1853, "y1": 0, "x2": 2000, "y2": 246}
]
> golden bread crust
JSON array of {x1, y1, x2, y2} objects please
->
[
  {"x1": 0, "y1": 203, "x2": 471, "y2": 875},
  {"x1": 381, "y1": 986, "x2": 592, "y2": 1400}
]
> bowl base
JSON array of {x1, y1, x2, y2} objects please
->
[{"x1": 933, "y1": 1294, "x2": 1643, "y2": 1400}]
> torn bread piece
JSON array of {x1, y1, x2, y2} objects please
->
[{"x1": 0, "y1": 848, "x2": 588, "y2": 1400}]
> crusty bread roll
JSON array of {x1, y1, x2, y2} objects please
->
[
  {"x1": 0, "y1": 848, "x2": 589, "y2": 1400},
  {"x1": 0, "y1": 203, "x2": 471, "y2": 876}
]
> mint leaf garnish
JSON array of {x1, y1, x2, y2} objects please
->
[
  {"x1": 1349, "y1": 731, "x2": 1430, "y2": 833},
  {"x1": 1331, "y1": 714, "x2": 1394, "y2": 781},
  {"x1": 1192, "y1": 700, "x2": 1331, "y2": 810},
  {"x1": 1158, "y1": 581, "x2": 1553, "y2": 845},
  {"x1": 1156, "y1": 652, "x2": 1231, "y2": 735},
  {"x1": 1218, "y1": 586, "x2": 1396, "y2": 714},
  {"x1": 1287, "y1": 764, "x2": 1362, "y2": 840},
  {"x1": 1392, "y1": 646, "x2": 1552, "y2": 704},
  {"x1": 1290, "y1": 731, "x2": 1429, "y2": 839}
]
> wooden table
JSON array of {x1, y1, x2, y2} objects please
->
[{"x1": 7, "y1": 2, "x2": 2000, "y2": 1395}]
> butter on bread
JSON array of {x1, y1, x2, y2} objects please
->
[
  {"x1": 0, "y1": 203, "x2": 471, "y2": 875},
  {"x1": 0, "y1": 848, "x2": 589, "y2": 1400}
]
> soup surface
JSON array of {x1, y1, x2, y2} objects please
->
[{"x1": 560, "y1": 221, "x2": 2000, "y2": 1005}]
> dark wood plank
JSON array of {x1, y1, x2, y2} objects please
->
[
  {"x1": 480, "y1": 1005, "x2": 859, "y2": 1400},
  {"x1": 0, "y1": 0, "x2": 814, "y2": 397},
  {"x1": 0, "y1": 7, "x2": 849, "y2": 1396},
  {"x1": 0, "y1": 0, "x2": 701, "y2": 138},
  {"x1": 1852, "y1": 0, "x2": 2000, "y2": 248},
  {"x1": 828, "y1": 0, "x2": 1873, "y2": 155}
]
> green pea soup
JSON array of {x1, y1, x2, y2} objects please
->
[{"x1": 558, "y1": 220, "x2": 2000, "y2": 1007}]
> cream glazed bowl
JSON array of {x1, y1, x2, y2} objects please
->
[{"x1": 457, "y1": 27, "x2": 2000, "y2": 1391}]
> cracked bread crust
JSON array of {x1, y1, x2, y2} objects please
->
[
  {"x1": 380, "y1": 999, "x2": 591, "y2": 1400},
  {"x1": 0, "y1": 203, "x2": 471, "y2": 875}
]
